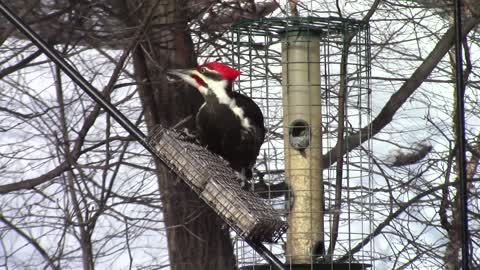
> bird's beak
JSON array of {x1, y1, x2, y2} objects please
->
[{"x1": 166, "y1": 69, "x2": 193, "y2": 83}]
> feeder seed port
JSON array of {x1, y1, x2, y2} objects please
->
[{"x1": 289, "y1": 119, "x2": 311, "y2": 151}]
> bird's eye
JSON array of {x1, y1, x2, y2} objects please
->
[{"x1": 199, "y1": 67, "x2": 207, "y2": 73}]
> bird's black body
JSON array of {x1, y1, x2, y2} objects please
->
[
  {"x1": 167, "y1": 62, "x2": 265, "y2": 180},
  {"x1": 196, "y1": 90, "x2": 265, "y2": 179}
]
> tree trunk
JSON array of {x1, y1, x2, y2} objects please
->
[{"x1": 125, "y1": 1, "x2": 237, "y2": 269}]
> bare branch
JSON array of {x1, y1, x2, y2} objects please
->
[{"x1": 322, "y1": 15, "x2": 480, "y2": 167}]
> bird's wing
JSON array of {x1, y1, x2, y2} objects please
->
[
  {"x1": 232, "y1": 92, "x2": 265, "y2": 133},
  {"x1": 232, "y1": 91, "x2": 266, "y2": 159}
]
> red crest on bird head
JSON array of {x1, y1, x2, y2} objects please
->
[{"x1": 198, "y1": 62, "x2": 241, "y2": 81}]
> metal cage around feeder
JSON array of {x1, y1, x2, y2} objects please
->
[{"x1": 230, "y1": 17, "x2": 374, "y2": 269}]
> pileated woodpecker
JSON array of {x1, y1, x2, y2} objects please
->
[{"x1": 167, "y1": 62, "x2": 265, "y2": 181}]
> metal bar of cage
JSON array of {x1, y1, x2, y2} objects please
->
[{"x1": 0, "y1": 2, "x2": 287, "y2": 270}]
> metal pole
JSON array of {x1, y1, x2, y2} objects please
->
[
  {"x1": 0, "y1": 3, "x2": 286, "y2": 270},
  {"x1": 452, "y1": 0, "x2": 470, "y2": 268},
  {"x1": 246, "y1": 239, "x2": 286, "y2": 270}
]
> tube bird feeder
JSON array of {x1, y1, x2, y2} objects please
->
[{"x1": 281, "y1": 28, "x2": 324, "y2": 264}]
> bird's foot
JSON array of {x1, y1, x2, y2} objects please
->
[
  {"x1": 183, "y1": 127, "x2": 198, "y2": 139},
  {"x1": 236, "y1": 168, "x2": 255, "y2": 189},
  {"x1": 178, "y1": 128, "x2": 199, "y2": 142},
  {"x1": 235, "y1": 170, "x2": 248, "y2": 188}
]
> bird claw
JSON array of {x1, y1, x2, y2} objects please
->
[
  {"x1": 179, "y1": 128, "x2": 199, "y2": 142},
  {"x1": 235, "y1": 171, "x2": 248, "y2": 188},
  {"x1": 183, "y1": 128, "x2": 198, "y2": 138}
]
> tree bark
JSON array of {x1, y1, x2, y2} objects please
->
[{"x1": 125, "y1": 1, "x2": 237, "y2": 269}]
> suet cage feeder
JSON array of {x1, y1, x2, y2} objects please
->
[
  {"x1": 148, "y1": 127, "x2": 288, "y2": 243},
  {"x1": 230, "y1": 17, "x2": 374, "y2": 269}
]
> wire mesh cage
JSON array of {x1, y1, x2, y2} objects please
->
[{"x1": 230, "y1": 17, "x2": 374, "y2": 268}]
